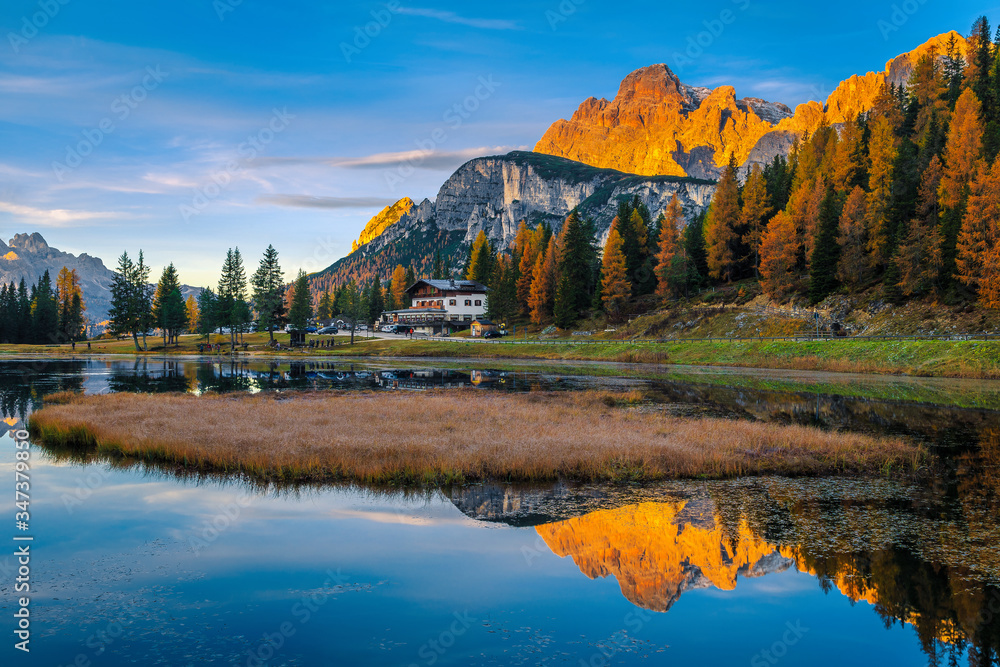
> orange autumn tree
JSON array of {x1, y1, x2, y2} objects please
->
[
  {"x1": 601, "y1": 226, "x2": 631, "y2": 321},
  {"x1": 654, "y1": 195, "x2": 687, "y2": 298},
  {"x1": 389, "y1": 264, "x2": 408, "y2": 310},
  {"x1": 528, "y1": 239, "x2": 557, "y2": 324},
  {"x1": 939, "y1": 88, "x2": 984, "y2": 210},
  {"x1": 759, "y1": 211, "x2": 800, "y2": 300},
  {"x1": 956, "y1": 160, "x2": 1000, "y2": 305},
  {"x1": 866, "y1": 114, "x2": 898, "y2": 266},
  {"x1": 704, "y1": 158, "x2": 740, "y2": 282}
]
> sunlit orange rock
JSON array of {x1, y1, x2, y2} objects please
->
[
  {"x1": 535, "y1": 500, "x2": 788, "y2": 611},
  {"x1": 352, "y1": 198, "x2": 415, "y2": 253}
]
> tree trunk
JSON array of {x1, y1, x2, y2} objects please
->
[
  {"x1": 132, "y1": 331, "x2": 140, "y2": 352},
  {"x1": 268, "y1": 325, "x2": 274, "y2": 342},
  {"x1": 142, "y1": 332, "x2": 147, "y2": 351}
]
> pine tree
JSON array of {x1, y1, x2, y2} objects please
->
[
  {"x1": 759, "y1": 211, "x2": 800, "y2": 300},
  {"x1": 488, "y1": 254, "x2": 519, "y2": 326},
  {"x1": 552, "y1": 211, "x2": 596, "y2": 326},
  {"x1": 30, "y1": 270, "x2": 59, "y2": 345},
  {"x1": 516, "y1": 226, "x2": 544, "y2": 314},
  {"x1": 944, "y1": 33, "x2": 967, "y2": 107},
  {"x1": 404, "y1": 265, "x2": 416, "y2": 291},
  {"x1": 836, "y1": 186, "x2": 872, "y2": 289},
  {"x1": 740, "y1": 164, "x2": 772, "y2": 277},
  {"x1": 432, "y1": 251, "x2": 445, "y2": 280},
  {"x1": 108, "y1": 251, "x2": 149, "y2": 351},
  {"x1": 809, "y1": 186, "x2": 842, "y2": 304},
  {"x1": 288, "y1": 270, "x2": 313, "y2": 331},
  {"x1": 367, "y1": 279, "x2": 385, "y2": 323},
  {"x1": 896, "y1": 156, "x2": 945, "y2": 296},
  {"x1": 196, "y1": 288, "x2": 218, "y2": 342},
  {"x1": 217, "y1": 248, "x2": 248, "y2": 346},
  {"x1": 153, "y1": 263, "x2": 186, "y2": 346},
  {"x1": 250, "y1": 245, "x2": 285, "y2": 342},
  {"x1": 600, "y1": 226, "x2": 631, "y2": 321},
  {"x1": 317, "y1": 291, "x2": 333, "y2": 320},
  {"x1": 705, "y1": 158, "x2": 741, "y2": 282},
  {"x1": 684, "y1": 211, "x2": 708, "y2": 287}
]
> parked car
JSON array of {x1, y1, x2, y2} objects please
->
[
  {"x1": 305, "y1": 326, "x2": 318, "y2": 333},
  {"x1": 483, "y1": 330, "x2": 503, "y2": 339},
  {"x1": 317, "y1": 326, "x2": 338, "y2": 335},
  {"x1": 380, "y1": 325, "x2": 394, "y2": 333}
]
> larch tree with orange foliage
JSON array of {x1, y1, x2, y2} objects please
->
[
  {"x1": 832, "y1": 115, "x2": 866, "y2": 192},
  {"x1": 939, "y1": 88, "x2": 985, "y2": 277},
  {"x1": 836, "y1": 186, "x2": 872, "y2": 289},
  {"x1": 601, "y1": 227, "x2": 631, "y2": 321},
  {"x1": 896, "y1": 156, "x2": 944, "y2": 296},
  {"x1": 956, "y1": 160, "x2": 1000, "y2": 303},
  {"x1": 528, "y1": 240, "x2": 557, "y2": 324},
  {"x1": 704, "y1": 159, "x2": 741, "y2": 282},
  {"x1": 389, "y1": 264, "x2": 408, "y2": 311},
  {"x1": 654, "y1": 195, "x2": 687, "y2": 298},
  {"x1": 758, "y1": 212, "x2": 800, "y2": 300},
  {"x1": 740, "y1": 164, "x2": 772, "y2": 277},
  {"x1": 866, "y1": 115, "x2": 898, "y2": 267}
]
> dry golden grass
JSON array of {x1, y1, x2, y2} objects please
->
[{"x1": 29, "y1": 390, "x2": 925, "y2": 485}]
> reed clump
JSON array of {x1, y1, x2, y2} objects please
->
[{"x1": 28, "y1": 390, "x2": 925, "y2": 485}]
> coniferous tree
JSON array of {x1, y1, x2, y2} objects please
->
[
  {"x1": 601, "y1": 227, "x2": 631, "y2": 321},
  {"x1": 386, "y1": 264, "x2": 407, "y2": 311},
  {"x1": 866, "y1": 115, "x2": 899, "y2": 268},
  {"x1": 185, "y1": 296, "x2": 199, "y2": 334},
  {"x1": 896, "y1": 156, "x2": 945, "y2": 296},
  {"x1": 432, "y1": 251, "x2": 445, "y2": 280},
  {"x1": 939, "y1": 88, "x2": 986, "y2": 283},
  {"x1": 836, "y1": 186, "x2": 873, "y2": 289},
  {"x1": 217, "y1": 248, "x2": 248, "y2": 346},
  {"x1": 488, "y1": 254, "x2": 519, "y2": 326},
  {"x1": 288, "y1": 270, "x2": 313, "y2": 331},
  {"x1": 956, "y1": 160, "x2": 1000, "y2": 302},
  {"x1": 809, "y1": 186, "x2": 842, "y2": 304},
  {"x1": 196, "y1": 288, "x2": 218, "y2": 342},
  {"x1": 317, "y1": 291, "x2": 333, "y2": 321},
  {"x1": 153, "y1": 263, "x2": 186, "y2": 346},
  {"x1": 367, "y1": 279, "x2": 385, "y2": 323},
  {"x1": 108, "y1": 251, "x2": 150, "y2": 351},
  {"x1": 30, "y1": 270, "x2": 59, "y2": 345},
  {"x1": 56, "y1": 267, "x2": 86, "y2": 341},
  {"x1": 740, "y1": 164, "x2": 772, "y2": 277},
  {"x1": 404, "y1": 265, "x2": 416, "y2": 290},
  {"x1": 552, "y1": 211, "x2": 595, "y2": 325},
  {"x1": 528, "y1": 241, "x2": 557, "y2": 325},
  {"x1": 466, "y1": 231, "x2": 495, "y2": 285},
  {"x1": 759, "y1": 212, "x2": 800, "y2": 300},
  {"x1": 684, "y1": 211, "x2": 708, "y2": 287},
  {"x1": 705, "y1": 158, "x2": 741, "y2": 282},
  {"x1": 250, "y1": 245, "x2": 285, "y2": 342},
  {"x1": 654, "y1": 195, "x2": 689, "y2": 298}
]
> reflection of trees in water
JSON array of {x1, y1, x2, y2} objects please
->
[
  {"x1": 0, "y1": 360, "x2": 86, "y2": 424},
  {"x1": 108, "y1": 359, "x2": 193, "y2": 394}
]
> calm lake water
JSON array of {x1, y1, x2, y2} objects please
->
[{"x1": 1, "y1": 356, "x2": 999, "y2": 666}]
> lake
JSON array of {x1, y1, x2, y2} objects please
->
[{"x1": 1, "y1": 356, "x2": 998, "y2": 666}]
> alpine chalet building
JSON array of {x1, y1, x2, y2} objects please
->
[{"x1": 381, "y1": 279, "x2": 489, "y2": 335}]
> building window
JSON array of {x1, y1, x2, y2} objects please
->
[
  {"x1": 474, "y1": 300, "x2": 481, "y2": 306},
  {"x1": 464, "y1": 315, "x2": 472, "y2": 322},
  {"x1": 449, "y1": 299, "x2": 456, "y2": 306},
  {"x1": 465, "y1": 299, "x2": 471, "y2": 306}
]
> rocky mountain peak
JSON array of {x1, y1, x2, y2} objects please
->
[{"x1": 8, "y1": 232, "x2": 50, "y2": 255}]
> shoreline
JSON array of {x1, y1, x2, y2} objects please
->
[
  {"x1": 6, "y1": 336, "x2": 1000, "y2": 379},
  {"x1": 29, "y1": 390, "x2": 926, "y2": 487}
]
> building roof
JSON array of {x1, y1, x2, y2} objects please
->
[
  {"x1": 382, "y1": 307, "x2": 447, "y2": 315},
  {"x1": 405, "y1": 279, "x2": 489, "y2": 294},
  {"x1": 471, "y1": 318, "x2": 495, "y2": 325}
]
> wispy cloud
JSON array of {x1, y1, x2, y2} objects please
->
[
  {"x1": 397, "y1": 7, "x2": 521, "y2": 31},
  {"x1": 252, "y1": 146, "x2": 526, "y2": 172},
  {"x1": 0, "y1": 201, "x2": 128, "y2": 227},
  {"x1": 255, "y1": 195, "x2": 399, "y2": 209}
]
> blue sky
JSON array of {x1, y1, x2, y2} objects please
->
[{"x1": 0, "y1": 0, "x2": 995, "y2": 286}]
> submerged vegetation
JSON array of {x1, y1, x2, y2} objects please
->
[{"x1": 29, "y1": 390, "x2": 924, "y2": 486}]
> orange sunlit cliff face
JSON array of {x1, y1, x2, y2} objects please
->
[{"x1": 535, "y1": 500, "x2": 787, "y2": 612}]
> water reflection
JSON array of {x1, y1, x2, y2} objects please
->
[{"x1": 450, "y1": 479, "x2": 1000, "y2": 665}]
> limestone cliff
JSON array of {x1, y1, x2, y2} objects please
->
[
  {"x1": 535, "y1": 32, "x2": 968, "y2": 178},
  {"x1": 311, "y1": 151, "x2": 715, "y2": 287},
  {"x1": 351, "y1": 197, "x2": 415, "y2": 253}
]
